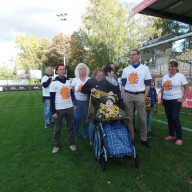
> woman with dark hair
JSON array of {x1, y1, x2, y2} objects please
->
[
  {"x1": 50, "y1": 64, "x2": 77, "y2": 153},
  {"x1": 81, "y1": 68, "x2": 118, "y2": 145},
  {"x1": 81, "y1": 68, "x2": 118, "y2": 95},
  {"x1": 104, "y1": 66, "x2": 118, "y2": 86},
  {"x1": 161, "y1": 61, "x2": 189, "y2": 145}
]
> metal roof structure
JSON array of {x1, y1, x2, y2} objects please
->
[{"x1": 132, "y1": 0, "x2": 192, "y2": 25}]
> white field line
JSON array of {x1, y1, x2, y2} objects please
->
[{"x1": 152, "y1": 118, "x2": 192, "y2": 132}]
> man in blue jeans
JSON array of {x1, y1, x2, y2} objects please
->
[{"x1": 41, "y1": 66, "x2": 54, "y2": 128}]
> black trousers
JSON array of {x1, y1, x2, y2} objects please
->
[{"x1": 163, "y1": 99, "x2": 182, "y2": 139}]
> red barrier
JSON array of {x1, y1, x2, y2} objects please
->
[{"x1": 157, "y1": 89, "x2": 192, "y2": 109}]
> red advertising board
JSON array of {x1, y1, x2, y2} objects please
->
[
  {"x1": 157, "y1": 89, "x2": 192, "y2": 109},
  {"x1": 131, "y1": 0, "x2": 158, "y2": 16}
]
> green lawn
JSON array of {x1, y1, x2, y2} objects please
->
[{"x1": 0, "y1": 91, "x2": 192, "y2": 192}]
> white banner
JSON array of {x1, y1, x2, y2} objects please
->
[
  {"x1": 17, "y1": 70, "x2": 42, "y2": 79},
  {"x1": 0, "y1": 80, "x2": 29, "y2": 85}
]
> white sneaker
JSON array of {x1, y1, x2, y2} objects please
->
[
  {"x1": 52, "y1": 147, "x2": 60, "y2": 154},
  {"x1": 70, "y1": 145, "x2": 77, "y2": 152}
]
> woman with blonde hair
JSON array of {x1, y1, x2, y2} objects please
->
[{"x1": 71, "y1": 63, "x2": 90, "y2": 140}]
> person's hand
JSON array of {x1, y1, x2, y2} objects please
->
[
  {"x1": 91, "y1": 88, "x2": 97, "y2": 93},
  {"x1": 118, "y1": 113, "x2": 122, "y2": 117},
  {"x1": 73, "y1": 105, "x2": 77, "y2": 111},
  {"x1": 108, "y1": 91, "x2": 114, "y2": 95},
  {"x1": 177, "y1": 98, "x2": 185, "y2": 103},
  {"x1": 99, "y1": 113, "x2": 104, "y2": 119},
  {"x1": 52, "y1": 113, "x2": 58, "y2": 119}
]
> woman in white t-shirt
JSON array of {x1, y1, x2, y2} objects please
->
[
  {"x1": 50, "y1": 64, "x2": 77, "y2": 154},
  {"x1": 161, "y1": 61, "x2": 189, "y2": 146},
  {"x1": 71, "y1": 63, "x2": 90, "y2": 140}
]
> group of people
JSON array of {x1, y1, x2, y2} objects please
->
[{"x1": 41, "y1": 49, "x2": 189, "y2": 154}]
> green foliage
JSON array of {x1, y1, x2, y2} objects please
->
[
  {"x1": 0, "y1": 65, "x2": 16, "y2": 80},
  {"x1": 51, "y1": 33, "x2": 64, "y2": 64},
  {"x1": 15, "y1": 35, "x2": 58, "y2": 71},
  {"x1": 51, "y1": 33, "x2": 72, "y2": 65},
  {"x1": 82, "y1": 0, "x2": 128, "y2": 67},
  {"x1": 152, "y1": 18, "x2": 189, "y2": 37},
  {"x1": 37, "y1": 38, "x2": 52, "y2": 66},
  {"x1": 15, "y1": 35, "x2": 41, "y2": 70},
  {"x1": 80, "y1": 0, "x2": 165, "y2": 70}
]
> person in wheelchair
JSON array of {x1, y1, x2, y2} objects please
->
[
  {"x1": 96, "y1": 95, "x2": 127, "y2": 121},
  {"x1": 93, "y1": 95, "x2": 136, "y2": 163}
]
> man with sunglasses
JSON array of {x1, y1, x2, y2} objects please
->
[{"x1": 121, "y1": 49, "x2": 152, "y2": 148}]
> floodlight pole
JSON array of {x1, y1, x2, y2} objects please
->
[{"x1": 56, "y1": 13, "x2": 67, "y2": 66}]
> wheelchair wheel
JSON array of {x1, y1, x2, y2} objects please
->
[
  {"x1": 100, "y1": 154, "x2": 106, "y2": 171},
  {"x1": 93, "y1": 125, "x2": 102, "y2": 162},
  {"x1": 134, "y1": 154, "x2": 139, "y2": 168}
]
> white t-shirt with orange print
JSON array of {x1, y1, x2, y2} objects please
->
[
  {"x1": 71, "y1": 77, "x2": 90, "y2": 101},
  {"x1": 41, "y1": 75, "x2": 54, "y2": 97},
  {"x1": 121, "y1": 64, "x2": 151, "y2": 92},
  {"x1": 162, "y1": 73, "x2": 188, "y2": 100},
  {"x1": 49, "y1": 80, "x2": 73, "y2": 110}
]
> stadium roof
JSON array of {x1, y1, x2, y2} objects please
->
[{"x1": 131, "y1": 0, "x2": 192, "y2": 25}]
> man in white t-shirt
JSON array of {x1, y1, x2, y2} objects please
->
[
  {"x1": 121, "y1": 49, "x2": 152, "y2": 148},
  {"x1": 41, "y1": 66, "x2": 54, "y2": 128}
]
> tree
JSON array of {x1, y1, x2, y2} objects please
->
[
  {"x1": 15, "y1": 35, "x2": 41, "y2": 70},
  {"x1": 51, "y1": 33, "x2": 72, "y2": 66},
  {"x1": 81, "y1": 0, "x2": 128, "y2": 68},
  {"x1": 80, "y1": 0, "x2": 164, "y2": 73},
  {"x1": 0, "y1": 64, "x2": 16, "y2": 80},
  {"x1": 37, "y1": 38, "x2": 52, "y2": 67},
  {"x1": 152, "y1": 18, "x2": 189, "y2": 37}
]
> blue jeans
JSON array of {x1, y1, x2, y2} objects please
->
[
  {"x1": 146, "y1": 107, "x2": 153, "y2": 132},
  {"x1": 163, "y1": 99, "x2": 182, "y2": 139},
  {"x1": 74, "y1": 100, "x2": 89, "y2": 139},
  {"x1": 44, "y1": 99, "x2": 53, "y2": 126}
]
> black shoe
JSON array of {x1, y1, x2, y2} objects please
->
[
  {"x1": 50, "y1": 122, "x2": 55, "y2": 125},
  {"x1": 45, "y1": 124, "x2": 53, "y2": 128},
  {"x1": 141, "y1": 141, "x2": 151, "y2": 148},
  {"x1": 147, "y1": 132, "x2": 151, "y2": 138},
  {"x1": 149, "y1": 131, "x2": 155, "y2": 136}
]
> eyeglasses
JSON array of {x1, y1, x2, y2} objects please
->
[{"x1": 130, "y1": 54, "x2": 138, "y2": 56}]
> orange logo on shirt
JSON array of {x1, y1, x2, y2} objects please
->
[
  {"x1": 163, "y1": 80, "x2": 172, "y2": 91},
  {"x1": 128, "y1": 72, "x2": 138, "y2": 84},
  {"x1": 78, "y1": 84, "x2": 83, "y2": 93},
  {"x1": 60, "y1": 86, "x2": 70, "y2": 99}
]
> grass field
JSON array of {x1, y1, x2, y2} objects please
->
[{"x1": 0, "y1": 90, "x2": 192, "y2": 192}]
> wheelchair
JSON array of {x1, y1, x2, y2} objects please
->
[{"x1": 87, "y1": 90, "x2": 139, "y2": 171}]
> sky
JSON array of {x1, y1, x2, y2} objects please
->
[{"x1": 0, "y1": 0, "x2": 142, "y2": 69}]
